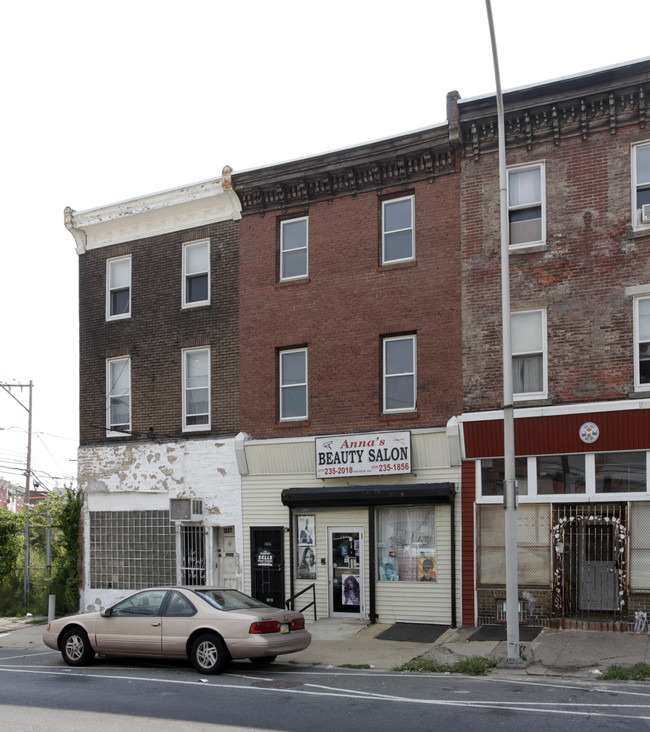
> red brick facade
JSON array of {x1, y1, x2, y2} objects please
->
[{"x1": 235, "y1": 139, "x2": 462, "y2": 439}]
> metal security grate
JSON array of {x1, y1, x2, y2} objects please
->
[
  {"x1": 552, "y1": 503, "x2": 627, "y2": 621},
  {"x1": 180, "y1": 525, "x2": 206, "y2": 586}
]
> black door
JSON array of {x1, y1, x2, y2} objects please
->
[{"x1": 250, "y1": 527, "x2": 285, "y2": 608}]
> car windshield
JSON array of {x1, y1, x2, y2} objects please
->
[{"x1": 193, "y1": 589, "x2": 273, "y2": 612}]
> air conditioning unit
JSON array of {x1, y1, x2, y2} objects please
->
[
  {"x1": 170, "y1": 498, "x2": 203, "y2": 521},
  {"x1": 642, "y1": 203, "x2": 650, "y2": 223}
]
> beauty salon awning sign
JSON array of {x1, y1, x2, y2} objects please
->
[{"x1": 316, "y1": 431, "x2": 411, "y2": 479}]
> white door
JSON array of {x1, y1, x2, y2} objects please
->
[
  {"x1": 328, "y1": 526, "x2": 364, "y2": 618},
  {"x1": 214, "y1": 526, "x2": 238, "y2": 588}
]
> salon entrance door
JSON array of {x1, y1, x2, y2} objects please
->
[{"x1": 328, "y1": 527, "x2": 363, "y2": 618}]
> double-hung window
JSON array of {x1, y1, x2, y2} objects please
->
[
  {"x1": 511, "y1": 310, "x2": 547, "y2": 400},
  {"x1": 106, "y1": 356, "x2": 131, "y2": 435},
  {"x1": 508, "y1": 164, "x2": 545, "y2": 248},
  {"x1": 635, "y1": 296, "x2": 650, "y2": 391},
  {"x1": 279, "y1": 348, "x2": 307, "y2": 421},
  {"x1": 383, "y1": 335, "x2": 416, "y2": 412},
  {"x1": 280, "y1": 217, "x2": 308, "y2": 281},
  {"x1": 633, "y1": 142, "x2": 650, "y2": 229},
  {"x1": 183, "y1": 348, "x2": 210, "y2": 430},
  {"x1": 183, "y1": 240, "x2": 210, "y2": 307},
  {"x1": 382, "y1": 196, "x2": 414, "y2": 264},
  {"x1": 106, "y1": 256, "x2": 131, "y2": 320}
]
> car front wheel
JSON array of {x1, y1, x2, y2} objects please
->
[
  {"x1": 191, "y1": 633, "x2": 229, "y2": 674},
  {"x1": 61, "y1": 627, "x2": 95, "y2": 667}
]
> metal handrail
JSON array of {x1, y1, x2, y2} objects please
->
[{"x1": 285, "y1": 583, "x2": 316, "y2": 621}]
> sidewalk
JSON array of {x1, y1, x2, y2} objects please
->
[{"x1": 3, "y1": 615, "x2": 650, "y2": 679}]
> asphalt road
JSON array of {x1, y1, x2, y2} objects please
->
[{"x1": 2, "y1": 647, "x2": 650, "y2": 731}]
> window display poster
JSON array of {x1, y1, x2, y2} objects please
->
[
  {"x1": 298, "y1": 515, "x2": 314, "y2": 545},
  {"x1": 342, "y1": 574, "x2": 360, "y2": 606},
  {"x1": 298, "y1": 545, "x2": 316, "y2": 579},
  {"x1": 418, "y1": 556, "x2": 437, "y2": 582}
]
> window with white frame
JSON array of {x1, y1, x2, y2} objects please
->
[
  {"x1": 279, "y1": 348, "x2": 307, "y2": 421},
  {"x1": 383, "y1": 335, "x2": 416, "y2": 412},
  {"x1": 183, "y1": 347, "x2": 210, "y2": 430},
  {"x1": 508, "y1": 164, "x2": 545, "y2": 247},
  {"x1": 595, "y1": 452, "x2": 646, "y2": 493},
  {"x1": 183, "y1": 240, "x2": 210, "y2": 307},
  {"x1": 633, "y1": 142, "x2": 650, "y2": 228},
  {"x1": 382, "y1": 196, "x2": 414, "y2": 264},
  {"x1": 106, "y1": 256, "x2": 131, "y2": 320},
  {"x1": 511, "y1": 309, "x2": 546, "y2": 400},
  {"x1": 280, "y1": 217, "x2": 308, "y2": 281},
  {"x1": 635, "y1": 296, "x2": 650, "y2": 390},
  {"x1": 106, "y1": 356, "x2": 131, "y2": 435}
]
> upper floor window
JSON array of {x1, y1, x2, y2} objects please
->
[
  {"x1": 383, "y1": 335, "x2": 416, "y2": 413},
  {"x1": 633, "y1": 142, "x2": 650, "y2": 229},
  {"x1": 508, "y1": 163, "x2": 545, "y2": 248},
  {"x1": 106, "y1": 356, "x2": 131, "y2": 436},
  {"x1": 280, "y1": 217, "x2": 308, "y2": 281},
  {"x1": 183, "y1": 240, "x2": 210, "y2": 307},
  {"x1": 183, "y1": 348, "x2": 210, "y2": 431},
  {"x1": 279, "y1": 348, "x2": 307, "y2": 421},
  {"x1": 635, "y1": 296, "x2": 650, "y2": 391},
  {"x1": 511, "y1": 309, "x2": 547, "y2": 400},
  {"x1": 382, "y1": 196, "x2": 414, "y2": 264},
  {"x1": 106, "y1": 256, "x2": 131, "y2": 320}
]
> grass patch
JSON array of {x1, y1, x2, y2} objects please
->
[
  {"x1": 338, "y1": 663, "x2": 372, "y2": 669},
  {"x1": 602, "y1": 663, "x2": 650, "y2": 681},
  {"x1": 395, "y1": 655, "x2": 498, "y2": 676}
]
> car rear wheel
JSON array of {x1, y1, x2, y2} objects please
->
[
  {"x1": 61, "y1": 627, "x2": 95, "y2": 667},
  {"x1": 249, "y1": 655, "x2": 277, "y2": 664},
  {"x1": 191, "y1": 633, "x2": 229, "y2": 674}
]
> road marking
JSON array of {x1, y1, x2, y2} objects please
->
[{"x1": 0, "y1": 665, "x2": 650, "y2": 720}]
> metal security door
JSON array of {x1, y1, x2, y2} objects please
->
[
  {"x1": 578, "y1": 524, "x2": 617, "y2": 611},
  {"x1": 250, "y1": 527, "x2": 285, "y2": 608},
  {"x1": 328, "y1": 527, "x2": 363, "y2": 618}
]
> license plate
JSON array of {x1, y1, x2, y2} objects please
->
[{"x1": 280, "y1": 623, "x2": 290, "y2": 633}]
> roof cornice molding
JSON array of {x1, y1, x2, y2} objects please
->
[
  {"x1": 458, "y1": 60, "x2": 650, "y2": 159},
  {"x1": 65, "y1": 167, "x2": 242, "y2": 254},
  {"x1": 232, "y1": 126, "x2": 455, "y2": 216}
]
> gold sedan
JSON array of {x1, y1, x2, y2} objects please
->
[{"x1": 43, "y1": 587, "x2": 310, "y2": 674}]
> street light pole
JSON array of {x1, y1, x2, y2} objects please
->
[{"x1": 484, "y1": 0, "x2": 521, "y2": 665}]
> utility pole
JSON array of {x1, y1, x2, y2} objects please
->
[
  {"x1": 0, "y1": 381, "x2": 33, "y2": 603},
  {"x1": 484, "y1": 1, "x2": 522, "y2": 665}
]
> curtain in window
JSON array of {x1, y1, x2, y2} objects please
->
[{"x1": 377, "y1": 507, "x2": 435, "y2": 582}]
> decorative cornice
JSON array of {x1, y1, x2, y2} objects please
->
[
  {"x1": 233, "y1": 128, "x2": 455, "y2": 216},
  {"x1": 458, "y1": 59, "x2": 650, "y2": 159},
  {"x1": 65, "y1": 168, "x2": 241, "y2": 254}
]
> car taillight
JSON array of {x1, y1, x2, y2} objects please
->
[
  {"x1": 249, "y1": 621, "x2": 282, "y2": 634},
  {"x1": 290, "y1": 617, "x2": 305, "y2": 631}
]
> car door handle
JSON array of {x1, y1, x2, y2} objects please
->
[{"x1": 151, "y1": 622, "x2": 161, "y2": 627}]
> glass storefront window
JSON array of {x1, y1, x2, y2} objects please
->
[
  {"x1": 596, "y1": 452, "x2": 646, "y2": 493},
  {"x1": 480, "y1": 457, "x2": 528, "y2": 497},
  {"x1": 376, "y1": 507, "x2": 435, "y2": 582},
  {"x1": 537, "y1": 455, "x2": 586, "y2": 494}
]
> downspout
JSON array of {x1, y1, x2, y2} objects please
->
[
  {"x1": 450, "y1": 491, "x2": 457, "y2": 628},
  {"x1": 288, "y1": 507, "x2": 295, "y2": 609},
  {"x1": 368, "y1": 505, "x2": 376, "y2": 623}
]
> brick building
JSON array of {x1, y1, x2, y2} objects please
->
[
  {"x1": 66, "y1": 172, "x2": 243, "y2": 610},
  {"x1": 450, "y1": 59, "x2": 650, "y2": 629},
  {"x1": 232, "y1": 117, "x2": 464, "y2": 624}
]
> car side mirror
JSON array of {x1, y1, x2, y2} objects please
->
[{"x1": 101, "y1": 608, "x2": 113, "y2": 618}]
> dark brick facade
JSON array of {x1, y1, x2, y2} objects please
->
[
  {"x1": 234, "y1": 134, "x2": 462, "y2": 439},
  {"x1": 78, "y1": 220, "x2": 239, "y2": 445}
]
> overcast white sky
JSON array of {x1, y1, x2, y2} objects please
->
[{"x1": 0, "y1": 0, "x2": 647, "y2": 492}]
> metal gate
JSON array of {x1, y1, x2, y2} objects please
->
[
  {"x1": 179, "y1": 525, "x2": 206, "y2": 585},
  {"x1": 552, "y1": 504, "x2": 627, "y2": 621}
]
